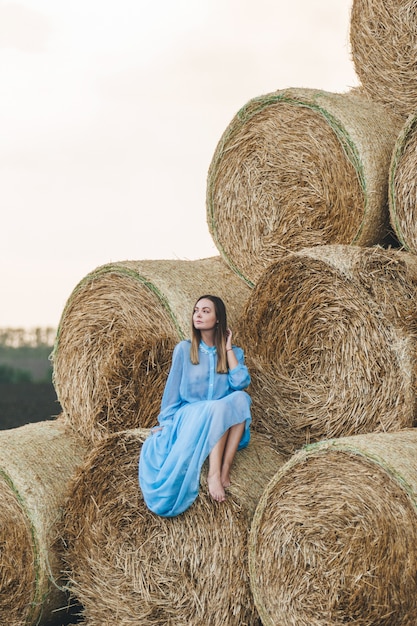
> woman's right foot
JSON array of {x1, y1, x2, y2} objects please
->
[{"x1": 207, "y1": 473, "x2": 226, "y2": 502}]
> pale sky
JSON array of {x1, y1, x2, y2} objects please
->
[{"x1": 0, "y1": 0, "x2": 359, "y2": 328}]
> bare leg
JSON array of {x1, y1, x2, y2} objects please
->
[
  {"x1": 220, "y1": 422, "x2": 245, "y2": 488},
  {"x1": 207, "y1": 431, "x2": 229, "y2": 502}
]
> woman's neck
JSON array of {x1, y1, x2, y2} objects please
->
[{"x1": 200, "y1": 329, "x2": 215, "y2": 347}]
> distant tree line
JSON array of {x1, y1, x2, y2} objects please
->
[
  {"x1": 0, "y1": 329, "x2": 60, "y2": 429},
  {"x1": 0, "y1": 327, "x2": 57, "y2": 348},
  {"x1": 0, "y1": 328, "x2": 57, "y2": 383}
]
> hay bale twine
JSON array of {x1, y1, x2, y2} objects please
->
[
  {"x1": 59, "y1": 429, "x2": 285, "y2": 626},
  {"x1": 0, "y1": 419, "x2": 87, "y2": 626},
  {"x1": 249, "y1": 428, "x2": 417, "y2": 626},
  {"x1": 206, "y1": 88, "x2": 403, "y2": 286},
  {"x1": 350, "y1": 0, "x2": 417, "y2": 118},
  {"x1": 238, "y1": 244, "x2": 417, "y2": 456},
  {"x1": 389, "y1": 111, "x2": 417, "y2": 253},
  {"x1": 51, "y1": 257, "x2": 251, "y2": 445}
]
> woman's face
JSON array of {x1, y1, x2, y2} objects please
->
[{"x1": 193, "y1": 298, "x2": 218, "y2": 331}]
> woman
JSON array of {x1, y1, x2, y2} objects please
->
[{"x1": 138, "y1": 294, "x2": 252, "y2": 517}]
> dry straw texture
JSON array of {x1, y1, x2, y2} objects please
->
[
  {"x1": 389, "y1": 112, "x2": 417, "y2": 253},
  {"x1": 238, "y1": 244, "x2": 417, "y2": 457},
  {"x1": 59, "y1": 429, "x2": 285, "y2": 626},
  {"x1": 0, "y1": 419, "x2": 86, "y2": 626},
  {"x1": 249, "y1": 428, "x2": 417, "y2": 626},
  {"x1": 206, "y1": 87, "x2": 403, "y2": 286},
  {"x1": 51, "y1": 257, "x2": 251, "y2": 445},
  {"x1": 350, "y1": 0, "x2": 417, "y2": 118}
]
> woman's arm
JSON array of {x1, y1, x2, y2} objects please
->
[
  {"x1": 226, "y1": 329, "x2": 250, "y2": 390},
  {"x1": 157, "y1": 341, "x2": 186, "y2": 423}
]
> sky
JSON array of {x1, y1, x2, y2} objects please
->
[{"x1": 0, "y1": 0, "x2": 359, "y2": 328}]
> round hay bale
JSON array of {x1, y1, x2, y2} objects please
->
[
  {"x1": 238, "y1": 244, "x2": 417, "y2": 456},
  {"x1": 59, "y1": 429, "x2": 285, "y2": 626},
  {"x1": 0, "y1": 418, "x2": 87, "y2": 626},
  {"x1": 249, "y1": 428, "x2": 417, "y2": 626},
  {"x1": 389, "y1": 111, "x2": 417, "y2": 253},
  {"x1": 350, "y1": 0, "x2": 417, "y2": 118},
  {"x1": 206, "y1": 88, "x2": 403, "y2": 286},
  {"x1": 51, "y1": 257, "x2": 251, "y2": 445}
]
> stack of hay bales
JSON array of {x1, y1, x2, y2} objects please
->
[
  {"x1": 1, "y1": 257, "x2": 257, "y2": 625},
  {"x1": 237, "y1": 2, "x2": 417, "y2": 623},
  {"x1": 49, "y1": 255, "x2": 267, "y2": 625},
  {"x1": 0, "y1": 257, "x2": 257, "y2": 626},
  {"x1": 4, "y1": 1, "x2": 417, "y2": 625}
]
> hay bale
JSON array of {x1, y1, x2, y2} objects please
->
[
  {"x1": 59, "y1": 429, "x2": 285, "y2": 626},
  {"x1": 0, "y1": 419, "x2": 87, "y2": 626},
  {"x1": 51, "y1": 257, "x2": 251, "y2": 445},
  {"x1": 249, "y1": 428, "x2": 417, "y2": 626},
  {"x1": 238, "y1": 244, "x2": 417, "y2": 456},
  {"x1": 206, "y1": 88, "x2": 403, "y2": 286},
  {"x1": 350, "y1": 0, "x2": 417, "y2": 118},
  {"x1": 389, "y1": 112, "x2": 417, "y2": 253}
]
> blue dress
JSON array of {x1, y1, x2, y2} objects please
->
[{"x1": 138, "y1": 339, "x2": 252, "y2": 517}]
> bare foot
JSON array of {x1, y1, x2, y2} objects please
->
[{"x1": 207, "y1": 473, "x2": 226, "y2": 502}]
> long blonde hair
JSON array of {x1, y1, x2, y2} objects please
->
[{"x1": 190, "y1": 295, "x2": 228, "y2": 373}]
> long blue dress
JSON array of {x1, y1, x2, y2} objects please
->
[{"x1": 138, "y1": 339, "x2": 252, "y2": 517}]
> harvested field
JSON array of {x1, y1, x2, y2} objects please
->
[{"x1": 0, "y1": 382, "x2": 61, "y2": 430}]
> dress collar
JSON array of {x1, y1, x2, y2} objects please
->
[{"x1": 199, "y1": 340, "x2": 217, "y2": 354}]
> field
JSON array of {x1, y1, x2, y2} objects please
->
[
  {"x1": 0, "y1": 382, "x2": 61, "y2": 430},
  {"x1": 0, "y1": 332, "x2": 62, "y2": 430}
]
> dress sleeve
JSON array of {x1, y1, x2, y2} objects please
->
[
  {"x1": 228, "y1": 346, "x2": 251, "y2": 390},
  {"x1": 157, "y1": 342, "x2": 186, "y2": 424}
]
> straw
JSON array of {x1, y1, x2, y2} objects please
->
[
  {"x1": 249, "y1": 428, "x2": 417, "y2": 626},
  {"x1": 207, "y1": 88, "x2": 403, "y2": 285},
  {"x1": 59, "y1": 429, "x2": 285, "y2": 625},
  {"x1": 389, "y1": 111, "x2": 417, "y2": 253},
  {"x1": 0, "y1": 418, "x2": 86, "y2": 626},
  {"x1": 238, "y1": 244, "x2": 417, "y2": 456},
  {"x1": 350, "y1": 0, "x2": 417, "y2": 118}
]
